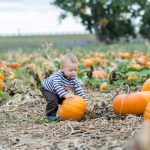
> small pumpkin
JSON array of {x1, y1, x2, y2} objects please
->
[
  {"x1": 99, "y1": 82, "x2": 109, "y2": 91},
  {"x1": 7, "y1": 62, "x2": 20, "y2": 69},
  {"x1": 82, "y1": 59, "x2": 94, "y2": 67},
  {"x1": 146, "y1": 61, "x2": 150, "y2": 68},
  {"x1": 144, "y1": 102, "x2": 150, "y2": 121},
  {"x1": 0, "y1": 79, "x2": 3, "y2": 90},
  {"x1": 0, "y1": 73, "x2": 5, "y2": 82},
  {"x1": 129, "y1": 64, "x2": 141, "y2": 70},
  {"x1": 142, "y1": 78, "x2": 150, "y2": 91},
  {"x1": 58, "y1": 95, "x2": 86, "y2": 121},
  {"x1": 118, "y1": 52, "x2": 131, "y2": 59},
  {"x1": 127, "y1": 74, "x2": 138, "y2": 80},
  {"x1": 136, "y1": 56, "x2": 147, "y2": 66},
  {"x1": 92, "y1": 70, "x2": 108, "y2": 79},
  {"x1": 113, "y1": 92, "x2": 147, "y2": 115}
]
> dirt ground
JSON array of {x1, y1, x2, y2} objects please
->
[{"x1": 0, "y1": 83, "x2": 144, "y2": 150}]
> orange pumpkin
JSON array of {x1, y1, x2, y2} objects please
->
[
  {"x1": 142, "y1": 78, "x2": 150, "y2": 91},
  {"x1": 136, "y1": 56, "x2": 147, "y2": 66},
  {"x1": 92, "y1": 70, "x2": 108, "y2": 79},
  {"x1": 144, "y1": 102, "x2": 150, "y2": 121},
  {"x1": 92, "y1": 57, "x2": 102, "y2": 63},
  {"x1": 82, "y1": 59, "x2": 94, "y2": 67},
  {"x1": 113, "y1": 92, "x2": 147, "y2": 115},
  {"x1": 118, "y1": 52, "x2": 131, "y2": 59},
  {"x1": 146, "y1": 61, "x2": 150, "y2": 68},
  {"x1": 58, "y1": 95, "x2": 86, "y2": 121},
  {"x1": 140, "y1": 91, "x2": 150, "y2": 104},
  {"x1": 0, "y1": 73, "x2": 5, "y2": 82},
  {"x1": 7, "y1": 62, "x2": 20, "y2": 69},
  {"x1": 129, "y1": 64, "x2": 141, "y2": 70},
  {"x1": 0, "y1": 79, "x2": 3, "y2": 90}
]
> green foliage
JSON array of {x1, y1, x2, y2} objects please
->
[
  {"x1": 52, "y1": 0, "x2": 148, "y2": 42},
  {"x1": 0, "y1": 90, "x2": 8, "y2": 98},
  {"x1": 112, "y1": 63, "x2": 150, "y2": 87}
]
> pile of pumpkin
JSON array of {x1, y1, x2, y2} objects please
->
[{"x1": 113, "y1": 78, "x2": 150, "y2": 121}]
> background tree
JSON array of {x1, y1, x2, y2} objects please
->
[
  {"x1": 51, "y1": 0, "x2": 147, "y2": 42},
  {"x1": 140, "y1": 3, "x2": 150, "y2": 40}
]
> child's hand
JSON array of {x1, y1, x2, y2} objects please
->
[{"x1": 63, "y1": 93, "x2": 75, "y2": 100}]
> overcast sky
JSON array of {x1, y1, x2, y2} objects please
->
[{"x1": 0, "y1": 0, "x2": 86, "y2": 35}]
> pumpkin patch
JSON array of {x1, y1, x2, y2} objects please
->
[{"x1": 0, "y1": 35, "x2": 150, "y2": 149}]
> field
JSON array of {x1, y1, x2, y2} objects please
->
[{"x1": 0, "y1": 34, "x2": 150, "y2": 150}]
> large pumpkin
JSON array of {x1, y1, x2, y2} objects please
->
[
  {"x1": 144, "y1": 102, "x2": 150, "y2": 121},
  {"x1": 142, "y1": 78, "x2": 150, "y2": 91},
  {"x1": 113, "y1": 92, "x2": 147, "y2": 115},
  {"x1": 58, "y1": 95, "x2": 86, "y2": 121}
]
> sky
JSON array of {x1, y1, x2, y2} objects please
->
[{"x1": 0, "y1": 0, "x2": 87, "y2": 35}]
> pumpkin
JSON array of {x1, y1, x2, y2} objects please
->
[
  {"x1": 99, "y1": 82, "x2": 109, "y2": 91},
  {"x1": 127, "y1": 74, "x2": 138, "y2": 80},
  {"x1": 129, "y1": 64, "x2": 141, "y2": 70},
  {"x1": 58, "y1": 95, "x2": 86, "y2": 121},
  {"x1": 136, "y1": 56, "x2": 147, "y2": 66},
  {"x1": 118, "y1": 52, "x2": 131, "y2": 59},
  {"x1": 142, "y1": 78, "x2": 150, "y2": 91},
  {"x1": 92, "y1": 57, "x2": 102, "y2": 63},
  {"x1": 7, "y1": 62, "x2": 20, "y2": 69},
  {"x1": 113, "y1": 92, "x2": 147, "y2": 115},
  {"x1": 144, "y1": 102, "x2": 150, "y2": 121},
  {"x1": 0, "y1": 79, "x2": 3, "y2": 90},
  {"x1": 146, "y1": 61, "x2": 150, "y2": 68},
  {"x1": 140, "y1": 91, "x2": 150, "y2": 104},
  {"x1": 0, "y1": 73, "x2": 5, "y2": 82},
  {"x1": 82, "y1": 59, "x2": 94, "y2": 67},
  {"x1": 92, "y1": 70, "x2": 108, "y2": 79}
]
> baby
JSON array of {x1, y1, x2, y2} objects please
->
[{"x1": 40, "y1": 53, "x2": 88, "y2": 121}]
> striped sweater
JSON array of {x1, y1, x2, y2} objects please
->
[{"x1": 42, "y1": 71, "x2": 87, "y2": 101}]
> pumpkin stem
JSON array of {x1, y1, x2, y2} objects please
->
[
  {"x1": 86, "y1": 66, "x2": 94, "y2": 78},
  {"x1": 125, "y1": 84, "x2": 131, "y2": 94},
  {"x1": 101, "y1": 82, "x2": 123, "y2": 111}
]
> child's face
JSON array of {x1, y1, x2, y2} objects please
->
[{"x1": 61, "y1": 62, "x2": 78, "y2": 78}]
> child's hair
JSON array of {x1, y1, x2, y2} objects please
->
[{"x1": 61, "y1": 53, "x2": 78, "y2": 68}]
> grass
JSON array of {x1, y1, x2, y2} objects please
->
[
  {"x1": 0, "y1": 34, "x2": 150, "y2": 54},
  {"x1": 0, "y1": 34, "x2": 97, "y2": 53}
]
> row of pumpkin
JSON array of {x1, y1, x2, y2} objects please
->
[{"x1": 81, "y1": 51, "x2": 150, "y2": 68}]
